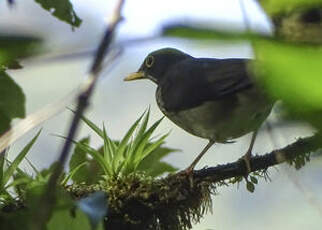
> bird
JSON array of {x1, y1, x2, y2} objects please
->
[{"x1": 124, "y1": 48, "x2": 274, "y2": 174}]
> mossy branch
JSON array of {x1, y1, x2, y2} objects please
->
[
  {"x1": 66, "y1": 133, "x2": 322, "y2": 230},
  {"x1": 193, "y1": 132, "x2": 322, "y2": 181}
]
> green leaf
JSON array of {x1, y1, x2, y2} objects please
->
[
  {"x1": 0, "y1": 111, "x2": 11, "y2": 135},
  {"x1": 0, "y1": 71, "x2": 25, "y2": 117},
  {"x1": 34, "y1": 0, "x2": 82, "y2": 29},
  {"x1": 124, "y1": 117, "x2": 164, "y2": 175},
  {"x1": 0, "y1": 71, "x2": 25, "y2": 134},
  {"x1": 39, "y1": 162, "x2": 58, "y2": 180},
  {"x1": 102, "y1": 128, "x2": 118, "y2": 177},
  {"x1": 1, "y1": 130, "x2": 41, "y2": 188},
  {"x1": 70, "y1": 137, "x2": 104, "y2": 184},
  {"x1": 254, "y1": 40, "x2": 322, "y2": 108},
  {"x1": 131, "y1": 117, "x2": 164, "y2": 164},
  {"x1": 114, "y1": 112, "x2": 144, "y2": 165},
  {"x1": 4, "y1": 176, "x2": 31, "y2": 190},
  {"x1": 4, "y1": 60, "x2": 23, "y2": 70},
  {"x1": 131, "y1": 109, "x2": 150, "y2": 152},
  {"x1": 48, "y1": 210, "x2": 92, "y2": 230},
  {"x1": 70, "y1": 137, "x2": 90, "y2": 170},
  {"x1": 0, "y1": 208, "x2": 32, "y2": 230},
  {"x1": 137, "y1": 145, "x2": 179, "y2": 177},
  {"x1": 25, "y1": 158, "x2": 42, "y2": 179},
  {"x1": 253, "y1": 40, "x2": 322, "y2": 127},
  {"x1": 78, "y1": 113, "x2": 104, "y2": 138},
  {"x1": 162, "y1": 24, "x2": 266, "y2": 41},
  {"x1": 260, "y1": 0, "x2": 322, "y2": 15},
  {"x1": 246, "y1": 181, "x2": 255, "y2": 193},
  {"x1": 102, "y1": 125, "x2": 116, "y2": 163},
  {"x1": 61, "y1": 162, "x2": 86, "y2": 186},
  {"x1": 135, "y1": 133, "x2": 169, "y2": 167},
  {"x1": 76, "y1": 142, "x2": 111, "y2": 176},
  {"x1": 26, "y1": 182, "x2": 77, "y2": 229},
  {"x1": 250, "y1": 176, "x2": 258, "y2": 184},
  {"x1": 122, "y1": 110, "x2": 150, "y2": 174},
  {"x1": 11, "y1": 165, "x2": 33, "y2": 197},
  {"x1": 0, "y1": 34, "x2": 41, "y2": 66},
  {"x1": 43, "y1": 187, "x2": 95, "y2": 230}
]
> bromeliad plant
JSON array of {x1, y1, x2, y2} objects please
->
[
  {"x1": 71, "y1": 109, "x2": 177, "y2": 181},
  {"x1": 0, "y1": 130, "x2": 40, "y2": 204}
]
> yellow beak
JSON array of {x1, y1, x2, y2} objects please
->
[{"x1": 124, "y1": 71, "x2": 146, "y2": 81}]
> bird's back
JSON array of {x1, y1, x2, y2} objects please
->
[{"x1": 158, "y1": 57, "x2": 254, "y2": 112}]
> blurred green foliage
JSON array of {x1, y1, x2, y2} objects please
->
[
  {"x1": 260, "y1": 0, "x2": 322, "y2": 15},
  {"x1": 252, "y1": 40, "x2": 322, "y2": 127},
  {"x1": 47, "y1": 209, "x2": 95, "y2": 230},
  {"x1": 0, "y1": 131, "x2": 40, "y2": 203},
  {"x1": 0, "y1": 183, "x2": 104, "y2": 230},
  {"x1": 69, "y1": 137, "x2": 102, "y2": 184},
  {"x1": 34, "y1": 0, "x2": 82, "y2": 29},
  {"x1": 0, "y1": 34, "x2": 41, "y2": 135},
  {"x1": 0, "y1": 132, "x2": 106, "y2": 230},
  {"x1": 0, "y1": 71, "x2": 25, "y2": 134},
  {"x1": 2, "y1": 0, "x2": 322, "y2": 229},
  {"x1": 252, "y1": 41, "x2": 322, "y2": 109},
  {"x1": 0, "y1": 35, "x2": 41, "y2": 67},
  {"x1": 162, "y1": 24, "x2": 267, "y2": 41}
]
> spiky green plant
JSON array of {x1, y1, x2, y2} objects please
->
[
  {"x1": 0, "y1": 130, "x2": 41, "y2": 203},
  {"x1": 72, "y1": 109, "x2": 174, "y2": 180}
]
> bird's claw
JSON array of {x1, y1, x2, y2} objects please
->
[
  {"x1": 178, "y1": 167, "x2": 195, "y2": 188},
  {"x1": 241, "y1": 151, "x2": 252, "y2": 175}
]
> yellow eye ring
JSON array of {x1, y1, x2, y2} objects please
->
[{"x1": 145, "y1": 56, "x2": 154, "y2": 68}]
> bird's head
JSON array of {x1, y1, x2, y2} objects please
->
[{"x1": 124, "y1": 48, "x2": 191, "y2": 84}]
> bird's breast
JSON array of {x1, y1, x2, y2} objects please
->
[{"x1": 156, "y1": 86, "x2": 273, "y2": 143}]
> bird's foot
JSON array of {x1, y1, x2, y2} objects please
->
[
  {"x1": 178, "y1": 166, "x2": 195, "y2": 188},
  {"x1": 240, "y1": 150, "x2": 252, "y2": 175},
  {"x1": 182, "y1": 166, "x2": 193, "y2": 175}
]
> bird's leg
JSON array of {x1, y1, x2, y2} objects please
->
[
  {"x1": 184, "y1": 140, "x2": 215, "y2": 174},
  {"x1": 242, "y1": 130, "x2": 258, "y2": 174}
]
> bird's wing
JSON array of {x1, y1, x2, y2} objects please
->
[{"x1": 160, "y1": 58, "x2": 254, "y2": 112}]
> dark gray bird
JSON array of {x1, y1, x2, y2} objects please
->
[{"x1": 124, "y1": 48, "x2": 274, "y2": 173}]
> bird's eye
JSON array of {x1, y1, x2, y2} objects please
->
[{"x1": 145, "y1": 56, "x2": 154, "y2": 68}]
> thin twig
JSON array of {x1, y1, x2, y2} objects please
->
[
  {"x1": 48, "y1": 0, "x2": 125, "y2": 196},
  {"x1": 50, "y1": 0, "x2": 125, "y2": 203},
  {"x1": 239, "y1": 0, "x2": 251, "y2": 31},
  {"x1": 30, "y1": 1, "x2": 126, "y2": 229},
  {"x1": 7, "y1": 0, "x2": 14, "y2": 7}
]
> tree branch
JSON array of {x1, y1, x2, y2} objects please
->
[
  {"x1": 18, "y1": 128, "x2": 319, "y2": 229},
  {"x1": 193, "y1": 133, "x2": 322, "y2": 181},
  {"x1": 91, "y1": 133, "x2": 322, "y2": 230}
]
